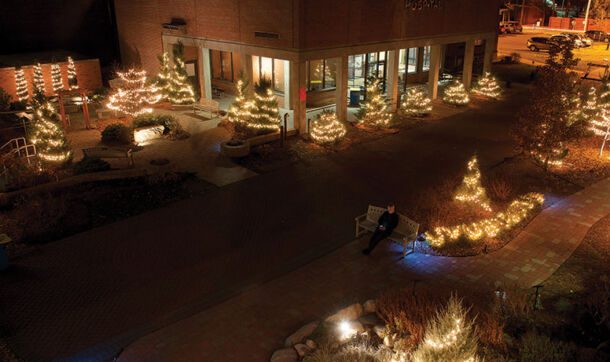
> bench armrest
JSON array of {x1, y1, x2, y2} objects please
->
[{"x1": 354, "y1": 213, "x2": 367, "y2": 222}]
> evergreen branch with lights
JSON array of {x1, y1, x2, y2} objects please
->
[
  {"x1": 400, "y1": 87, "x2": 432, "y2": 117},
  {"x1": 227, "y1": 77, "x2": 254, "y2": 126},
  {"x1": 51, "y1": 63, "x2": 64, "y2": 94},
  {"x1": 14, "y1": 68, "x2": 29, "y2": 102},
  {"x1": 67, "y1": 56, "x2": 79, "y2": 90},
  {"x1": 106, "y1": 69, "x2": 161, "y2": 117},
  {"x1": 246, "y1": 77, "x2": 280, "y2": 134},
  {"x1": 356, "y1": 77, "x2": 393, "y2": 128},
  {"x1": 443, "y1": 80, "x2": 470, "y2": 105},
  {"x1": 471, "y1": 72, "x2": 502, "y2": 99},
  {"x1": 157, "y1": 43, "x2": 196, "y2": 105},
  {"x1": 310, "y1": 111, "x2": 347, "y2": 144},
  {"x1": 28, "y1": 91, "x2": 72, "y2": 166},
  {"x1": 33, "y1": 63, "x2": 45, "y2": 95}
]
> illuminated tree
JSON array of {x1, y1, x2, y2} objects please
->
[
  {"x1": 227, "y1": 77, "x2": 253, "y2": 125},
  {"x1": 67, "y1": 56, "x2": 79, "y2": 90},
  {"x1": 443, "y1": 80, "x2": 470, "y2": 105},
  {"x1": 356, "y1": 77, "x2": 392, "y2": 128},
  {"x1": 583, "y1": 86, "x2": 602, "y2": 125},
  {"x1": 51, "y1": 63, "x2": 64, "y2": 94},
  {"x1": 33, "y1": 63, "x2": 45, "y2": 94},
  {"x1": 400, "y1": 87, "x2": 432, "y2": 117},
  {"x1": 28, "y1": 97, "x2": 72, "y2": 165},
  {"x1": 412, "y1": 296, "x2": 479, "y2": 362},
  {"x1": 14, "y1": 68, "x2": 29, "y2": 102},
  {"x1": 594, "y1": 83, "x2": 610, "y2": 157},
  {"x1": 167, "y1": 43, "x2": 196, "y2": 104},
  {"x1": 154, "y1": 52, "x2": 172, "y2": 99},
  {"x1": 454, "y1": 155, "x2": 492, "y2": 212},
  {"x1": 310, "y1": 111, "x2": 347, "y2": 144},
  {"x1": 106, "y1": 69, "x2": 161, "y2": 117},
  {"x1": 472, "y1": 72, "x2": 502, "y2": 99},
  {"x1": 248, "y1": 77, "x2": 280, "y2": 133}
]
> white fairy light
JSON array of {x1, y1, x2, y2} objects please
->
[
  {"x1": 310, "y1": 111, "x2": 347, "y2": 144},
  {"x1": 443, "y1": 80, "x2": 470, "y2": 105},
  {"x1": 106, "y1": 69, "x2": 161, "y2": 117}
]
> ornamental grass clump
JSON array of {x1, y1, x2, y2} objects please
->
[{"x1": 310, "y1": 111, "x2": 347, "y2": 144}]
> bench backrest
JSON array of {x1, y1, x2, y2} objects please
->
[
  {"x1": 198, "y1": 98, "x2": 219, "y2": 109},
  {"x1": 366, "y1": 205, "x2": 419, "y2": 238}
]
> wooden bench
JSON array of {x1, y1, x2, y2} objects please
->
[
  {"x1": 95, "y1": 108, "x2": 118, "y2": 120},
  {"x1": 82, "y1": 147, "x2": 134, "y2": 167},
  {"x1": 355, "y1": 205, "x2": 419, "y2": 257},
  {"x1": 193, "y1": 98, "x2": 220, "y2": 119}
]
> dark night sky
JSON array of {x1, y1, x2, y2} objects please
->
[{"x1": 0, "y1": 0, "x2": 119, "y2": 66}]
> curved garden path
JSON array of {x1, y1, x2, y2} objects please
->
[{"x1": 118, "y1": 177, "x2": 610, "y2": 361}]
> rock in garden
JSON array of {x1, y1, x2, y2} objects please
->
[
  {"x1": 359, "y1": 313, "x2": 383, "y2": 326},
  {"x1": 325, "y1": 303, "x2": 363, "y2": 323},
  {"x1": 351, "y1": 320, "x2": 365, "y2": 333},
  {"x1": 270, "y1": 348, "x2": 298, "y2": 362},
  {"x1": 293, "y1": 343, "x2": 311, "y2": 358},
  {"x1": 284, "y1": 321, "x2": 319, "y2": 347},
  {"x1": 363, "y1": 299, "x2": 376, "y2": 314},
  {"x1": 374, "y1": 324, "x2": 387, "y2": 339},
  {"x1": 305, "y1": 339, "x2": 317, "y2": 349}
]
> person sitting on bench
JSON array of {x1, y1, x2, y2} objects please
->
[{"x1": 362, "y1": 203, "x2": 399, "y2": 255}]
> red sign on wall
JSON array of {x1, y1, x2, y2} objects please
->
[{"x1": 300, "y1": 87, "x2": 307, "y2": 102}]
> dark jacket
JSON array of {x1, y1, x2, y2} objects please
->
[{"x1": 378, "y1": 211, "x2": 398, "y2": 233}]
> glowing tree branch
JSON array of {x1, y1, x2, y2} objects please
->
[
  {"x1": 14, "y1": 68, "x2": 29, "y2": 102},
  {"x1": 227, "y1": 78, "x2": 254, "y2": 125},
  {"x1": 454, "y1": 155, "x2": 492, "y2": 212},
  {"x1": 413, "y1": 296, "x2": 479, "y2": 362},
  {"x1": 106, "y1": 69, "x2": 161, "y2": 117},
  {"x1": 67, "y1": 56, "x2": 79, "y2": 90},
  {"x1": 310, "y1": 111, "x2": 347, "y2": 144},
  {"x1": 33, "y1": 63, "x2": 45, "y2": 95},
  {"x1": 400, "y1": 87, "x2": 432, "y2": 117},
  {"x1": 356, "y1": 77, "x2": 393, "y2": 128},
  {"x1": 443, "y1": 80, "x2": 470, "y2": 105},
  {"x1": 51, "y1": 64, "x2": 64, "y2": 94},
  {"x1": 472, "y1": 72, "x2": 502, "y2": 99},
  {"x1": 595, "y1": 83, "x2": 610, "y2": 157},
  {"x1": 166, "y1": 43, "x2": 196, "y2": 105},
  {"x1": 582, "y1": 86, "x2": 601, "y2": 125},
  {"x1": 246, "y1": 77, "x2": 280, "y2": 133},
  {"x1": 28, "y1": 98, "x2": 72, "y2": 165}
]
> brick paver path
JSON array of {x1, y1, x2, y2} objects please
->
[{"x1": 118, "y1": 177, "x2": 610, "y2": 362}]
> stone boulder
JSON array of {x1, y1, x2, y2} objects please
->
[
  {"x1": 284, "y1": 321, "x2": 319, "y2": 347},
  {"x1": 270, "y1": 348, "x2": 298, "y2": 362},
  {"x1": 359, "y1": 313, "x2": 383, "y2": 326},
  {"x1": 305, "y1": 339, "x2": 317, "y2": 349},
  {"x1": 363, "y1": 299, "x2": 377, "y2": 314},
  {"x1": 325, "y1": 303, "x2": 363, "y2": 323},
  {"x1": 293, "y1": 343, "x2": 311, "y2": 358}
]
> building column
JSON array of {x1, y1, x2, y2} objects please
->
[
  {"x1": 283, "y1": 60, "x2": 291, "y2": 109},
  {"x1": 483, "y1": 36, "x2": 497, "y2": 73},
  {"x1": 335, "y1": 56, "x2": 348, "y2": 122},
  {"x1": 242, "y1": 54, "x2": 254, "y2": 93},
  {"x1": 386, "y1": 50, "x2": 400, "y2": 112},
  {"x1": 289, "y1": 60, "x2": 307, "y2": 133},
  {"x1": 462, "y1": 39, "x2": 475, "y2": 88},
  {"x1": 428, "y1": 44, "x2": 442, "y2": 100},
  {"x1": 200, "y1": 47, "x2": 212, "y2": 99}
]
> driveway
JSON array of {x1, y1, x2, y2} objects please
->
[{"x1": 2, "y1": 88, "x2": 532, "y2": 361}]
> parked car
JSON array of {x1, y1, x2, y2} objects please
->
[
  {"x1": 561, "y1": 33, "x2": 591, "y2": 47},
  {"x1": 550, "y1": 34, "x2": 582, "y2": 48},
  {"x1": 505, "y1": 21, "x2": 523, "y2": 33},
  {"x1": 527, "y1": 37, "x2": 558, "y2": 51},
  {"x1": 585, "y1": 30, "x2": 609, "y2": 42}
]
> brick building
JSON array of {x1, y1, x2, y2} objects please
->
[{"x1": 114, "y1": 0, "x2": 501, "y2": 131}]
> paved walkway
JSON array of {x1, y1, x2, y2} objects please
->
[
  {"x1": 118, "y1": 177, "x2": 610, "y2": 362},
  {"x1": 0, "y1": 87, "x2": 585, "y2": 361}
]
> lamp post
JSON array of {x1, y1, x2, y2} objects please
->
[{"x1": 583, "y1": 0, "x2": 593, "y2": 32}]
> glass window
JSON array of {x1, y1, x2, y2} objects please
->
[
  {"x1": 211, "y1": 51, "x2": 222, "y2": 80},
  {"x1": 274, "y1": 58, "x2": 285, "y2": 93},
  {"x1": 407, "y1": 48, "x2": 417, "y2": 74},
  {"x1": 309, "y1": 60, "x2": 324, "y2": 91},
  {"x1": 252, "y1": 56, "x2": 285, "y2": 93},
  {"x1": 211, "y1": 50, "x2": 234, "y2": 81},
  {"x1": 261, "y1": 57, "x2": 273, "y2": 81},
  {"x1": 423, "y1": 46, "x2": 431, "y2": 71},
  {"x1": 324, "y1": 58, "x2": 337, "y2": 88}
]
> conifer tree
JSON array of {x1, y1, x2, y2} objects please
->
[
  {"x1": 248, "y1": 77, "x2": 280, "y2": 133},
  {"x1": 51, "y1": 63, "x2": 64, "y2": 94},
  {"x1": 107, "y1": 69, "x2": 161, "y2": 117},
  {"x1": 167, "y1": 43, "x2": 196, "y2": 104},
  {"x1": 28, "y1": 95, "x2": 72, "y2": 165},
  {"x1": 454, "y1": 155, "x2": 492, "y2": 212},
  {"x1": 14, "y1": 68, "x2": 29, "y2": 102},
  {"x1": 443, "y1": 80, "x2": 470, "y2": 105},
  {"x1": 400, "y1": 87, "x2": 432, "y2": 117},
  {"x1": 583, "y1": 86, "x2": 602, "y2": 125},
  {"x1": 472, "y1": 72, "x2": 502, "y2": 99},
  {"x1": 227, "y1": 77, "x2": 253, "y2": 125},
  {"x1": 310, "y1": 111, "x2": 347, "y2": 144},
  {"x1": 593, "y1": 83, "x2": 610, "y2": 157},
  {"x1": 412, "y1": 296, "x2": 479, "y2": 362},
  {"x1": 154, "y1": 52, "x2": 172, "y2": 100},
  {"x1": 67, "y1": 56, "x2": 79, "y2": 90},
  {"x1": 356, "y1": 77, "x2": 392, "y2": 127}
]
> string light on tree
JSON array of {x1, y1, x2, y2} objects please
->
[
  {"x1": 564, "y1": 91, "x2": 584, "y2": 126},
  {"x1": 472, "y1": 72, "x2": 502, "y2": 99},
  {"x1": 227, "y1": 78, "x2": 254, "y2": 125},
  {"x1": 400, "y1": 87, "x2": 432, "y2": 117},
  {"x1": 28, "y1": 101, "x2": 72, "y2": 165},
  {"x1": 154, "y1": 52, "x2": 172, "y2": 100},
  {"x1": 594, "y1": 83, "x2": 610, "y2": 157},
  {"x1": 165, "y1": 43, "x2": 196, "y2": 104},
  {"x1": 454, "y1": 155, "x2": 492, "y2": 212},
  {"x1": 67, "y1": 56, "x2": 79, "y2": 90},
  {"x1": 247, "y1": 78, "x2": 280, "y2": 132},
  {"x1": 14, "y1": 68, "x2": 29, "y2": 102},
  {"x1": 51, "y1": 63, "x2": 64, "y2": 94},
  {"x1": 356, "y1": 77, "x2": 393, "y2": 127},
  {"x1": 33, "y1": 63, "x2": 45, "y2": 94},
  {"x1": 413, "y1": 296, "x2": 479, "y2": 362},
  {"x1": 106, "y1": 69, "x2": 161, "y2": 117},
  {"x1": 443, "y1": 80, "x2": 470, "y2": 105},
  {"x1": 582, "y1": 86, "x2": 601, "y2": 124},
  {"x1": 310, "y1": 111, "x2": 347, "y2": 144}
]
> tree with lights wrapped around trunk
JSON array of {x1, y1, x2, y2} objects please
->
[
  {"x1": 472, "y1": 72, "x2": 502, "y2": 99},
  {"x1": 310, "y1": 111, "x2": 347, "y2": 144},
  {"x1": 14, "y1": 68, "x2": 29, "y2": 102},
  {"x1": 106, "y1": 69, "x2": 162, "y2": 117},
  {"x1": 400, "y1": 87, "x2": 432, "y2": 117},
  {"x1": 443, "y1": 80, "x2": 470, "y2": 105},
  {"x1": 51, "y1": 64, "x2": 64, "y2": 94},
  {"x1": 67, "y1": 56, "x2": 78, "y2": 90},
  {"x1": 28, "y1": 91, "x2": 72, "y2": 166},
  {"x1": 356, "y1": 77, "x2": 393, "y2": 128}
]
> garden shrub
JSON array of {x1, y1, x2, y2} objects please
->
[
  {"x1": 488, "y1": 177, "x2": 513, "y2": 202},
  {"x1": 101, "y1": 123, "x2": 132, "y2": 145},
  {"x1": 73, "y1": 157, "x2": 111, "y2": 175},
  {"x1": 519, "y1": 331, "x2": 576, "y2": 361},
  {"x1": 0, "y1": 88, "x2": 11, "y2": 111},
  {"x1": 132, "y1": 114, "x2": 181, "y2": 135}
]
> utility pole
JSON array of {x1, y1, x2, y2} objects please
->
[
  {"x1": 520, "y1": 0, "x2": 526, "y2": 24},
  {"x1": 584, "y1": 0, "x2": 593, "y2": 32}
]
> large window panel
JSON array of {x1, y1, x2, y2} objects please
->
[
  {"x1": 423, "y1": 46, "x2": 431, "y2": 71},
  {"x1": 211, "y1": 51, "x2": 222, "y2": 80},
  {"x1": 324, "y1": 58, "x2": 337, "y2": 88},
  {"x1": 274, "y1": 58, "x2": 285, "y2": 93},
  {"x1": 252, "y1": 56, "x2": 285, "y2": 94},
  {"x1": 309, "y1": 60, "x2": 323, "y2": 91},
  {"x1": 221, "y1": 51, "x2": 233, "y2": 81},
  {"x1": 408, "y1": 48, "x2": 418, "y2": 74}
]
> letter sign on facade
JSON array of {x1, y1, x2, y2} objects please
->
[{"x1": 405, "y1": 0, "x2": 443, "y2": 10}]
